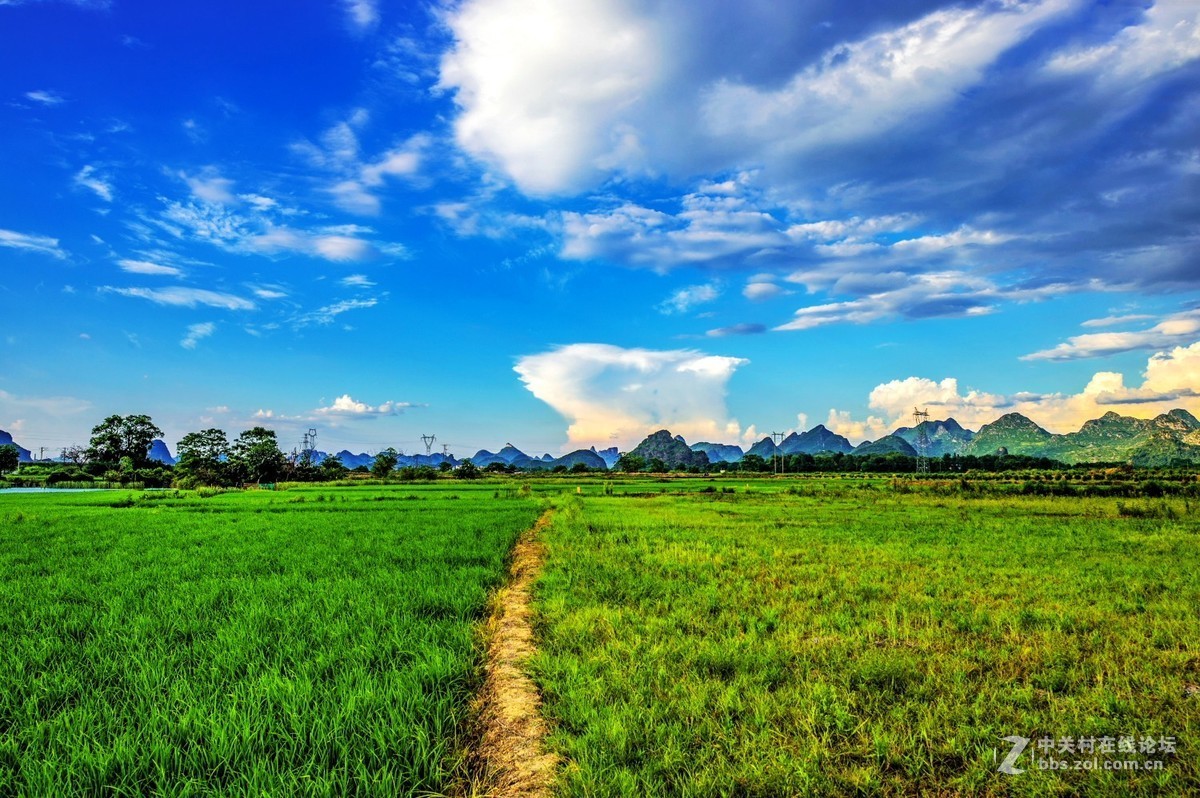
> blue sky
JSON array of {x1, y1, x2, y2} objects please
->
[{"x1": 2, "y1": 0, "x2": 1198, "y2": 457}]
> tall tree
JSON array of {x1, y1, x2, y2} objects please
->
[
  {"x1": 86, "y1": 414, "x2": 163, "y2": 468},
  {"x1": 0, "y1": 444, "x2": 18, "y2": 476},
  {"x1": 230, "y1": 427, "x2": 285, "y2": 484},
  {"x1": 371, "y1": 447, "x2": 399, "y2": 478},
  {"x1": 318, "y1": 454, "x2": 348, "y2": 479},
  {"x1": 176, "y1": 428, "x2": 230, "y2": 486}
]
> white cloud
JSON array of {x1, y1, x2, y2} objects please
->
[
  {"x1": 294, "y1": 117, "x2": 426, "y2": 214},
  {"x1": 342, "y1": 0, "x2": 378, "y2": 31},
  {"x1": 293, "y1": 297, "x2": 378, "y2": 326},
  {"x1": 658, "y1": 283, "x2": 720, "y2": 314},
  {"x1": 0, "y1": 228, "x2": 66, "y2": 259},
  {"x1": 181, "y1": 169, "x2": 236, "y2": 203},
  {"x1": 101, "y1": 286, "x2": 256, "y2": 311},
  {"x1": 340, "y1": 274, "x2": 375, "y2": 288},
  {"x1": 704, "y1": 1, "x2": 1071, "y2": 157},
  {"x1": 1046, "y1": 0, "x2": 1200, "y2": 85},
  {"x1": 1080, "y1": 313, "x2": 1156, "y2": 328},
  {"x1": 180, "y1": 322, "x2": 215, "y2": 350},
  {"x1": 1022, "y1": 309, "x2": 1200, "y2": 361},
  {"x1": 74, "y1": 165, "x2": 113, "y2": 202},
  {"x1": 743, "y1": 281, "x2": 784, "y2": 301},
  {"x1": 155, "y1": 198, "x2": 398, "y2": 263},
  {"x1": 560, "y1": 191, "x2": 789, "y2": 270},
  {"x1": 314, "y1": 394, "x2": 415, "y2": 417},
  {"x1": 439, "y1": 0, "x2": 661, "y2": 194},
  {"x1": 439, "y1": 0, "x2": 1070, "y2": 195},
  {"x1": 25, "y1": 89, "x2": 65, "y2": 106},
  {"x1": 828, "y1": 341, "x2": 1200, "y2": 441},
  {"x1": 775, "y1": 271, "x2": 1005, "y2": 331},
  {"x1": 0, "y1": 389, "x2": 91, "y2": 446},
  {"x1": 117, "y1": 258, "x2": 182, "y2": 277},
  {"x1": 514, "y1": 343, "x2": 747, "y2": 450}
]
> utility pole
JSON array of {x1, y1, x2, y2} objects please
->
[
  {"x1": 913, "y1": 407, "x2": 930, "y2": 475},
  {"x1": 771, "y1": 431, "x2": 784, "y2": 476}
]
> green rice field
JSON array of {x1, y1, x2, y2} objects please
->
[
  {"x1": 2, "y1": 477, "x2": 1198, "y2": 796},
  {"x1": 532, "y1": 479, "x2": 1200, "y2": 796},
  {"x1": 0, "y1": 485, "x2": 540, "y2": 796}
]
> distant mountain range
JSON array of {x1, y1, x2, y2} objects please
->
[
  {"x1": 690, "y1": 441, "x2": 744, "y2": 463},
  {"x1": 959, "y1": 409, "x2": 1200, "y2": 466},
  {"x1": 4, "y1": 408, "x2": 1200, "y2": 473}
]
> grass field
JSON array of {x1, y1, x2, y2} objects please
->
[
  {"x1": 531, "y1": 479, "x2": 1200, "y2": 796},
  {"x1": 2, "y1": 476, "x2": 1197, "y2": 796},
  {"x1": 0, "y1": 484, "x2": 541, "y2": 797}
]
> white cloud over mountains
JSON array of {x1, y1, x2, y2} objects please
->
[
  {"x1": 314, "y1": 394, "x2": 415, "y2": 417},
  {"x1": 827, "y1": 340, "x2": 1200, "y2": 440},
  {"x1": 514, "y1": 343, "x2": 747, "y2": 450}
]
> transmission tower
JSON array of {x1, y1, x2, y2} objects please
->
[
  {"x1": 913, "y1": 407, "x2": 930, "y2": 474},
  {"x1": 420, "y1": 434, "x2": 436, "y2": 458},
  {"x1": 297, "y1": 428, "x2": 317, "y2": 467},
  {"x1": 771, "y1": 431, "x2": 785, "y2": 475}
]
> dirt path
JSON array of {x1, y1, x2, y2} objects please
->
[{"x1": 460, "y1": 510, "x2": 559, "y2": 798}]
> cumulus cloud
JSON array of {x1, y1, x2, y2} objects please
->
[
  {"x1": 827, "y1": 341, "x2": 1200, "y2": 441},
  {"x1": 440, "y1": 0, "x2": 1070, "y2": 195},
  {"x1": 436, "y1": 0, "x2": 1200, "y2": 322},
  {"x1": 743, "y1": 281, "x2": 785, "y2": 301},
  {"x1": 439, "y1": 0, "x2": 661, "y2": 194},
  {"x1": 0, "y1": 228, "x2": 66, "y2": 259},
  {"x1": 313, "y1": 394, "x2": 416, "y2": 417},
  {"x1": 514, "y1": 343, "x2": 747, "y2": 450},
  {"x1": 180, "y1": 322, "x2": 215, "y2": 350},
  {"x1": 1022, "y1": 309, "x2": 1200, "y2": 361},
  {"x1": 101, "y1": 286, "x2": 256, "y2": 311}
]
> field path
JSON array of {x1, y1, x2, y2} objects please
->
[{"x1": 461, "y1": 509, "x2": 559, "y2": 797}]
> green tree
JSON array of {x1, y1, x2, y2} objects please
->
[
  {"x1": 647, "y1": 457, "x2": 668, "y2": 473},
  {"x1": 617, "y1": 454, "x2": 646, "y2": 473},
  {"x1": 0, "y1": 444, "x2": 19, "y2": 475},
  {"x1": 176, "y1": 428, "x2": 230, "y2": 486},
  {"x1": 455, "y1": 459, "x2": 480, "y2": 479},
  {"x1": 86, "y1": 414, "x2": 163, "y2": 468},
  {"x1": 372, "y1": 447, "x2": 399, "y2": 478},
  {"x1": 230, "y1": 427, "x2": 285, "y2": 484},
  {"x1": 319, "y1": 455, "x2": 348, "y2": 480}
]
